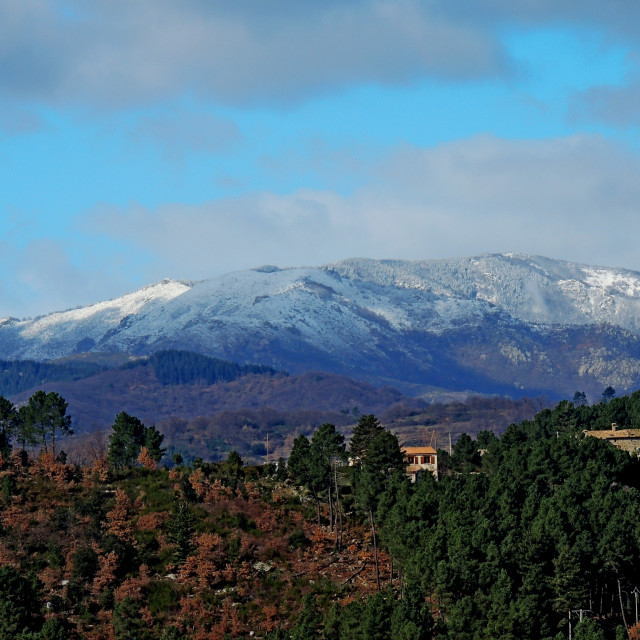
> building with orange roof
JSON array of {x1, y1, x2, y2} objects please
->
[{"x1": 402, "y1": 445, "x2": 438, "y2": 482}]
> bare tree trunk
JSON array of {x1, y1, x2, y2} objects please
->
[
  {"x1": 328, "y1": 482, "x2": 334, "y2": 531},
  {"x1": 38, "y1": 423, "x2": 48, "y2": 455},
  {"x1": 370, "y1": 509, "x2": 380, "y2": 591},
  {"x1": 618, "y1": 576, "x2": 629, "y2": 634}
]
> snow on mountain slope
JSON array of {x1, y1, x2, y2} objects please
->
[
  {"x1": 0, "y1": 259, "x2": 497, "y2": 362},
  {"x1": 3, "y1": 254, "x2": 640, "y2": 397},
  {"x1": 0, "y1": 279, "x2": 193, "y2": 360},
  {"x1": 326, "y1": 254, "x2": 640, "y2": 329}
]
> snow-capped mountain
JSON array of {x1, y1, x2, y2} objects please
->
[{"x1": 3, "y1": 253, "x2": 640, "y2": 398}]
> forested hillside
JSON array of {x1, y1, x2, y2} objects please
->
[
  {"x1": 0, "y1": 350, "x2": 281, "y2": 399},
  {"x1": 137, "y1": 350, "x2": 283, "y2": 386},
  {"x1": 6, "y1": 351, "x2": 543, "y2": 462},
  {"x1": 0, "y1": 393, "x2": 639, "y2": 637},
  {"x1": 0, "y1": 358, "x2": 104, "y2": 396}
]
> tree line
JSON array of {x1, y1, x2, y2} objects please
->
[
  {"x1": 0, "y1": 392, "x2": 165, "y2": 471},
  {"x1": 276, "y1": 399, "x2": 640, "y2": 639},
  {"x1": 140, "y1": 349, "x2": 284, "y2": 386},
  {"x1": 0, "y1": 359, "x2": 103, "y2": 397}
]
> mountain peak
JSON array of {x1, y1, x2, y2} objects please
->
[{"x1": 2, "y1": 255, "x2": 640, "y2": 398}]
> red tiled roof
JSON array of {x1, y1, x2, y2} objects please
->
[{"x1": 402, "y1": 446, "x2": 437, "y2": 455}]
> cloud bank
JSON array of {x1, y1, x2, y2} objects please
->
[
  {"x1": 0, "y1": 0, "x2": 510, "y2": 109},
  {"x1": 81, "y1": 134, "x2": 640, "y2": 286},
  {"x1": 3, "y1": 0, "x2": 639, "y2": 111}
]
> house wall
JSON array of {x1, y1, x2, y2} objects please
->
[{"x1": 584, "y1": 429, "x2": 640, "y2": 455}]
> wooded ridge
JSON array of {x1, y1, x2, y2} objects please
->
[{"x1": 0, "y1": 391, "x2": 639, "y2": 638}]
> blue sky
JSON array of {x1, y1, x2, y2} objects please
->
[{"x1": 2, "y1": 1, "x2": 640, "y2": 317}]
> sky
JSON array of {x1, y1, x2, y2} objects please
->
[{"x1": 2, "y1": 1, "x2": 640, "y2": 318}]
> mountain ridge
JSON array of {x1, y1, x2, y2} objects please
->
[{"x1": 3, "y1": 253, "x2": 640, "y2": 398}]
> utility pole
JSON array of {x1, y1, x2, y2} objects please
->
[
  {"x1": 569, "y1": 608, "x2": 594, "y2": 639},
  {"x1": 568, "y1": 610, "x2": 572, "y2": 640},
  {"x1": 633, "y1": 587, "x2": 640, "y2": 626},
  {"x1": 266, "y1": 433, "x2": 269, "y2": 464}
]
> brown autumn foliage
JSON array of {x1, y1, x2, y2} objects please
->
[
  {"x1": 0, "y1": 444, "x2": 399, "y2": 639},
  {"x1": 105, "y1": 488, "x2": 135, "y2": 543},
  {"x1": 31, "y1": 452, "x2": 75, "y2": 488},
  {"x1": 93, "y1": 551, "x2": 118, "y2": 594},
  {"x1": 179, "y1": 532, "x2": 227, "y2": 589},
  {"x1": 90, "y1": 455, "x2": 110, "y2": 483},
  {"x1": 188, "y1": 468, "x2": 206, "y2": 498},
  {"x1": 136, "y1": 511, "x2": 168, "y2": 531},
  {"x1": 137, "y1": 446, "x2": 157, "y2": 470}
]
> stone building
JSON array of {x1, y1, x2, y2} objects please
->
[{"x1": 584, "y1": 423, "x2": 640, "y2": 455}]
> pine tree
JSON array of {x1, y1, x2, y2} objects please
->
[
  {"x1": 0, "y1": 566, "x2": 43, "y2": 638},
  {"x1": 113, "y1": 596, "x2": 146, "y2": 640},
  {"x1": 0, "y1": 396, "x2": 16, "y2": 457},
  {"x1": 291, "y1": 594, "x2": 321, "y2": 640},
  {"x1": 349, "y1": 414, "x2": 384, "y2": 462},
  {"x1": 108, "y1": 412, "x2": 165, "y2": 469},
  {"x1": 143, "y1": 424, "x2": 166, "y2": 462},
  {"x1": 390, "y1": 581, "x2": 434, "y2": 640},
  {"x1": 108, "y1": 412, "x2": 145, "y2": 469},
  {"x1": 167, "y1": 497, "x2": 195, "y2": 562},
  {"x1": 19, "y1": 391, "x2": 72, "y2": 456},
  {"x1": 353, "y1": 428, "x2": 404, "y2": 590},
  {"x1": 573, "y1": 391, "x2": 588, "y2": 407},
  {"x1": 287, "y1": 435, "x2": 312, "y2": 485}
]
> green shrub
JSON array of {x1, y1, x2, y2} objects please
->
[
  {"x1": 147, "y1": 580, "x2": 179, "y2": 616},
  {"x1": 287, "y1": 528, "x2": 310, "y2": 550}
]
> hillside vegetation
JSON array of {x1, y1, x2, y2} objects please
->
[
  {"x1": 0, "y1": 393, "x2": 640, "y2": 637},
  {"x1": 5, "y1": 351, "x2": 543, "y2": 462}
]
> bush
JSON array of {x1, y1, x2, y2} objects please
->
[
  {"x1": 287, "y1": 528, "x2": 310, "y2": 550},
  {"x1": 72, "y1": 546, "x2": 99, "y2": 583},
  {"x1": 147, "y1": 580, "x2": 179, "y2": 616}
]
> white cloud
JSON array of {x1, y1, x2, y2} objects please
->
[
  {"x1": 367, "y1": 135, "x2": 640, "y2": 265},
  {"x1": 82, "y1": 134, "x2": 640, "y2": 284},
  {"x1": 3, "y1": 0, "x2": 640, "y2": 112},
  {"x1": 570, "y1": 53, "x2": 640, "y2": 127},
  {"x1": 0, "y1": 238, "x2": 149, "y2": 319}
]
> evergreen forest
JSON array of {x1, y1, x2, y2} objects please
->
[
  {"x1": 0, "y1": 350, "x2": 282, "y2": 398},
  {"x1": 142, "y1": 350, "x2": 283, "y2": 386},
  {"x1": 0, "y1": 391, "x2": 640, "y2": 638}
]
